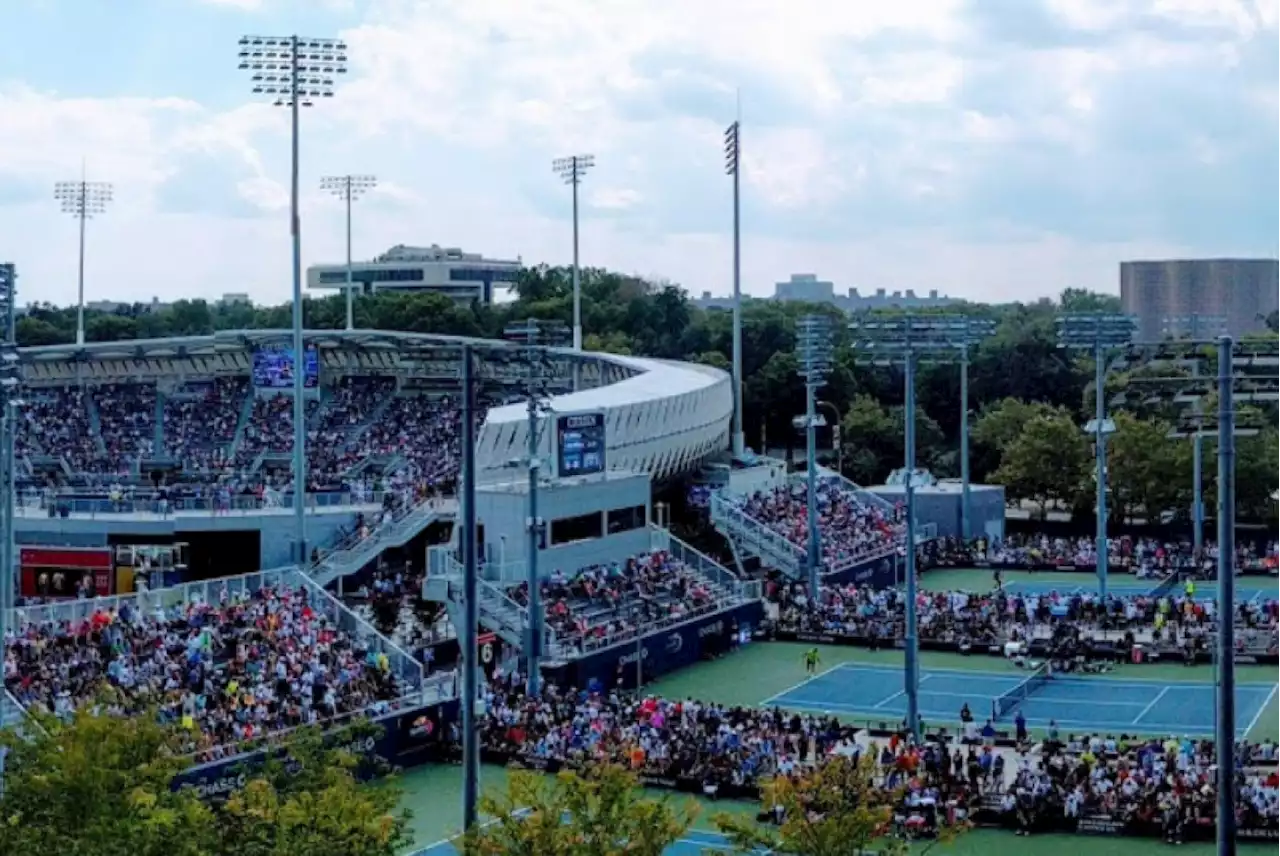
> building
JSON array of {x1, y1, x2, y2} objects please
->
[
  {"x1": 694, "y1": 274, "x2": 959, "y2": 313},
  {"x1": 1120, "y1": 259, "x2": 1279, "y2": 340},
  {"x1": 306, "y1": 244, "x2": 522, "y2": 305}
]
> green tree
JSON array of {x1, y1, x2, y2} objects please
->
[
  {"x1": 970, "y1": 398, "x2": 1057, "y2": 482},
  {"x1": 994, "y1": 411, "x2": 1090, "y2": 515},
  {"x1": 839, "y1": 395, "x2": 897, "y2": 484},
  {"x1": 0, "y1": 708, "x2": 412, "y2": 856},
  {"x1": 459, "y1": 765, "x2": 696, "y2": 856},
  {"x1": 715, "y1": 752, "x2": 966, "y2": 856},
  {"x1": 1105, "y1": 412, "x2": 1190, "y2": 523}
]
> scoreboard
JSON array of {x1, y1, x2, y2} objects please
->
[{"x1": 555, "y1": 411, "x2": 606, "y2": 478}]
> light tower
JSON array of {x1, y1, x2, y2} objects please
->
[
  {"x1": 724, "y1": 119, "x2": 745, "y2": 457},
  {"x1": 955, "y1": 317, "x2": 997, "y2": 541},
  {"x1": 0, "y1": 263, "x2": 13, "y2": 795},
  {"x1": 237, "y1": 34, "x2": 349, "y2": 564},
  {"x1": 552, "y1": 154, "x2": 594, "y2": 353},
  {"x1": 54, "y1": 171, "x2": 113, "y2": 346},
  {"x1": 1054, "y1": 313, "x2": 1137, "y2": 599},
  {"x1": 795, "y1": 314, "x2": 834, "y2": 598},
  {"x1": 848, "y1": 314, "x2": 994, "y2": 740},
  {"x1": 502, "y1": 318, "x2": 570, "y2": 697},
  {"x1": 320, "y1": 174, "x2": 377, "y2": 331}
]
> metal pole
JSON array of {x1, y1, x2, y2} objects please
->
[
  {"x1": 344, "y1": 181, "x2": 354, "y2": 331},
  {"x1": 1094, "y1": 340, "x2": 1109, "y2": 600},
  {"x1": 571, "y1": 162, "x2": 582, "y2": 352},
  {"x1": 76, "y1": 181, "x2": 87, "y2": 346},
  {"x1": 730, "y1": 138, "x2": 744, "y2": 458},
  {"x1": 635, "y1": 634, "x2": 643, "y2": 691},
  {"x1": 1192, "y1": 360, "x2": 1204, "y2": 556},
  {"x1": 959, "y1": 345, "x2": 971, "y2": 541},
  {"x1": 289, "y1": 35, "x2": 307, "y2": 564},
  {"x1": 460, "y1": 344, "x2": 480, "y2": 830},
  {"x1": 903, "y1": 352, "x2": 920, "y2": 740},
  {"x1": 1215, "y1": 335, "x2": 1236, "y2": 856},
  {"x1": 804, "y1": 382, "x2": 821, "y2": 597},
  {"x1": 525, "y1": 395, "x2": 543, "y2": 697}
]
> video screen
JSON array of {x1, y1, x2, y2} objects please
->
[
  {"x1": 252, "y1": 346, "x2": 319, "y2": 389},
  {"x1": 556, "y1": 412, "x2": 606, "y2": 477}
]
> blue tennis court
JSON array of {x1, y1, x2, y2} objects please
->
[
  {"x1": 764, "y1": 663, "x2": 1279, "y2": 738},
  {"x1": 415, "y1": 826, "x2": 759, "y2": 854},
  {"x1": 998, "y1": 578, "x2": 1276, "y2": 605}
]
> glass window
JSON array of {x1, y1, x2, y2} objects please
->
[
  {"x1": 550, "y1": 512, "x2": 602, "y2": 546},
  {"x1": 607, "y1": 505, "x2": 646, "y2": 534}
]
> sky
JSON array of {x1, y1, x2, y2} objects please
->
[{"x1": 0, "y1": 0, "x2": 1276, "y2": 309}]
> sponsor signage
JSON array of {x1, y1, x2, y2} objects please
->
[{"x1": 555, "y1": 411, "x2": 606, "y2": 478}]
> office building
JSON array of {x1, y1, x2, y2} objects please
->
[
  {"x1": 1120, "y1": 259, "x2": 1278, "y2": 340},
  {"x1": 694, "y1": 274, "x2": 959, "y2": 312},
  {"x1": 306, "y1": 243, "x2": 522, "y2": 305}
]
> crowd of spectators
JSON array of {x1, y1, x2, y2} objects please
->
[
  {"x1": 969, "y1": 533, "x2": 1278, "y2": 578},
  {"x1": 2, "y1": 581, "x2": 411, "y2": 761},
  {"x1": 506, "y1": 551, "x2": 730, "y2": 654},
  {"x1": 734, "y1": 480, "x2": 902, "y2": 572},
  {"x1": 94, "y1": 383, "x2": 157, "y2": 468},
  {"x1": 162, "y1": 378, "x2": 249, "y2": 472},
  {"x1": 17, "y1": 387, "x2": 99, "y2": 471}
]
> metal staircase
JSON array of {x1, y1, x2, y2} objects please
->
[
  {"x1": 309, "y1": 496, "x2": 458, "y2": 587},
  {"x1": 709, "y1": 491, "x2": 806, "y2": 578},
  {"x1": 423, "y1": 555, "x2": 562, "y2": 660},
  {"x1": 228, "y1": 392, "x2": 257, "y2": 458},
  {"x1": 85, "y1": 395, "x2": 107, "y2": 456},
  {"x1": 152, "y1": 391, "x2": 166, "y2": 451}
]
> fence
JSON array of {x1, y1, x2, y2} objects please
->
[
  {"x1": 16, "y1": 489, "x2": 386, "y2": 519},
  {"x1": 709, "y1": 492, "x2": 807, "y2": 567},
  {"x1": 649, "y1": 526, "x2": 749, "y2": 595}
]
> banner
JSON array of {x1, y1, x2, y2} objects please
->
[
  {"x1": 543, "y1": 602, "x2": 763, "y2": 691},
  {"x1": 825, "y1": 554, "x2": 897, "y2": 587}
]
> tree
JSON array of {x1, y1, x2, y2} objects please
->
[
  {"x1": 0, "y1": 707, "x2": 412, "y2": 856},
  {"x1": 993, "y1": 411, "x2": 1090, "y2": 515},
  {"x1": 839, "y1": 395, "x2": 897, "y2": 484},
  {"x1": 714, "y1": 752, "x2": 966, "y2": 856},
  {"x1": 970, "y1": 398, "x2": 1057, "y2": 482},
  {"x1": 459, "y1": 765, "x2": 696, "y2": 856},
  {"x1": 1105, "y1": 412, "x2": 1190, "y2": 523}
]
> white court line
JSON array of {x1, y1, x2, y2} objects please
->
[
  {"x1": 1245, "y1": 683, "x2": 1280, "y2": 738},
  {"x1": 1131, "y1": 686, "x2": 1171, "y2": 726},
  {"x1": 872, "y1": 673, "x2": 933, "y2": 709},
  {"x1": 761, "y1": 663, "x2": 847, "y2": 707},
  {"x1": 413, "y1": 807, "x2": 532, "y2": 855}
]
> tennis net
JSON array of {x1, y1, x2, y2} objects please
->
[{"x1": 991, "y1": 662, "x2": 1052, "y2": 721}]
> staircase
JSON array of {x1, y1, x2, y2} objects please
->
[
  {"x1": 152, "y1": 391, "x2": 166, "y2": 451},
  {"x1": 307, "y1": 386, "x2": 331, "y2": 430},
  {"x1": 309, "y1": 496, "x2": 458, "y2": 587},
  {"x1": 85, "y1": 395, "x2": 107, "y2": 456},
  {"x1": 346, "y1": 392, "x2": 395, "y2": 439},
  {"x1": 807, "y1": 467, "x2": 895, "y2": 513},
  {"x1": 424, "y1": 574, "x2": 531, "y2": 653},
  {"x1": 709, "y1": 491, "x2": 806, "y2": 579},
  {"x1": 228, "y1": 392, "x2": 257, "y2": 459}
]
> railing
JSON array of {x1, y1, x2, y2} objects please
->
[
  {"x1": 552, "y1": 594, "x2": 744, "y2": 659},
  {"x1": 310, "y1": 495, "x2": 457, "y2": 585},
  {"x1": 804, "y1": 467, "x2": 897, "y2": 513},
  {"x1": 649, "y1": 526, "x2": 744, "y2": 594},
  {"x1": 15, "y1": 490, "x2": 386, "y2": 519},
  {"x1": 709, "y1": 492, "x2": 806, "y2": 569}
]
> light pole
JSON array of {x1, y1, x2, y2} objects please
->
[
  {"x1": 54, "y1": 170, "x2": 112, "y2": 346},
  {"x1": 848, "y1": 314, "x2": 991, "y2": 740},
  {"x1": 238, "y1": 34, "x2": 349, "y2": 564},
  {"x1": 724, "y1": 120, "x2": 745, "y2": 458},
  {"x1": 457, "y1": 343, "x2": 480, "y2": 830},
  {"x1": 816, "y1": 400, "x2": 841, "y2": 475},
  {"x1": 795, "y1": 314, "x2": 834, "y2": 598},
  {"x1": 502, "y1": 318, "x2": 570, "y2": 697},
  {"x1": 552, "y1": 154, "x2": 595, "y2": 353},
  {"x1": 953, "y1": 317, "x2": 997, "y2": 541},
  {"x1": 0, "y1": 263, "x2": 17, "y2": 648},
  {"x1": 320, "y1": 174, "x2": 377, "y2": 331},
  {"x1": 1055, "y1": 313, "x2": 1137, "y2": 600}
]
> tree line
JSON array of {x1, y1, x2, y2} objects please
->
[{"x1": 16, "y1": 268, "x2": 1278, "y2": 526}]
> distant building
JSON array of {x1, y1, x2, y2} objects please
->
[
  {"x1": 306, "y1": 243, "x2": 522, "y2": 305},
  {"x1": 693, "y1": 274, "x2": 960, "y2": 312},
  {"x1": 1120, "y1": 259, "x2": 1278, "y2": 340}
]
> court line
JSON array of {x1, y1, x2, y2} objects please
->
[
  {"x1": 761, "y1": 663, "x2": 848, "y2": 707},
  {"x1": 1244, "y1": 683, "x2": 1280, "y2": 738},
  {"x1": 1131, "y1": 686, "x2": 1171, "y2": 726},
  {"x1": 830, "y1": 662, "x2": 1277, "y2": 690},
  {"x1": 871, "y1": 673, "x2": 933, "y2": 709},
  {"x1": 782, "y1": 686, "x2": 1151, "y2": 710}
]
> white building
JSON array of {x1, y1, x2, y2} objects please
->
[{"x1": 306, "y1": 244, "x2": 522, "y2": 305}]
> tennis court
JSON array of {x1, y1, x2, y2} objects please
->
[
  {"x1": 415, "y1": 825, "x2": 761, "y2": 854},
  {"x1": 764, "y1": 662, "x2": 1279, "y2": 737},
  {"x1": 1000, "y1": 578, "x2": 1276, "y2": 605}
]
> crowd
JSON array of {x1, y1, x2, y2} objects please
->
[
  {"x1": 734, "y1": 480, "x2": 902, "y2": 572},
  {"x1": 506, "y1": 551, "x2": 730, "y2": 654},
  {"x1": 969, "y1": 533, "x2": 1279, "y2": 577},
  {"x1": 1, "y1": 581, "x2": 411, "y2": 761},
  {"x1": 14, "y1": 377, "x2": 475, "y2": 499}
]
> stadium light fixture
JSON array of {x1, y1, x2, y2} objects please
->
[
  {"x1": 237, "y1": 34, "x2": 349, "y2": 572},
  {"x1": 1055, "y1": 313, "x2": 1137, "y2": 600},
  {"x1": 847, "y1": 313, "x2": 995, "y2": 741},
  {"x1": 724, "y1": 119, "x2": 744, "y2": 457},
  {"x1": 54, "y1": 171, "x2": 113, "y2": 347},
  {"x1": 552, "y1": 154, "x2": 595, "y2": 356},
  {"x1": 795, "y1": 314, "x2": 834, "y2": 601},
  {"x1": 501, "y1": 318, "x2": 571, "y2": 698},
  {"x1": 320, "y1": 174, "x2": 377, "y2": 331}
]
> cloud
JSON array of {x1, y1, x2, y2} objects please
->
[{"x1": 0, "y1": 0, "x2": 1274, "y2": 311}]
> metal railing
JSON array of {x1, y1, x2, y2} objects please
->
[
  {"x1": 649, "y1": 526, "x2": 744, "y2": 594},
  {"x1": 552, "y1": 594, "x2": 744, "y2": 659},
  {"x1": 709, "y1": 492, "x2": 806, "y2": 569},
  {"x1": 15, "y1": 489, "x2": 385, "y2": 519},
  {"x1": 806, "y1": 466, "x2": 896, "y2": 513},
  {"x1": 310, "y1": 495, "x2": 457, "y2": 585}
]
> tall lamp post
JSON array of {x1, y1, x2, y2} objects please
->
[
  {"x1": 552, "y1": 154, "x2": 594, "y2": 353},
  {"x1": 54, "y1": 170, "x2": 113, "y2": 346},
  {"x1": 0, "y1": 263, "x2": 14, "y2": 795},
  {"x1": 724, "y1": 120, "x2": 745, "y2": 457},
  {"x1": 848, "y1": 314, "x2": 991, "y2": 740},
  {"x1": 795, "y1": 315, "x2": 834, "y2": 598},
  {"x1": 238, "y1": 34, "x2": 349, "y2": 564},
  {"x1": 953, "y1": 317, "x2": 997, "y2": 541},
  {"x1": 1055, "y1": 313, "x2": 1137, "y2": 600},
  {"x1": 320, "y1": 174, "x2": 377, "y2": 331},
  {"x1": 502, "y1": 318, "x2": 570, "y2": 697}
]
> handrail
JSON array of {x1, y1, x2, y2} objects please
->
[
  {"x1": 15, "y1": 490, "x2": 386, "y2": 519},
  {"x1": 554, "y1": 594, "x2": 748, "y2": 659},
  {"x1": 710, "y1": 493, "x2": 806, "y2": 567}
]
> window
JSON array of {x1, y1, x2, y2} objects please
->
[
  {"x1": 449, "y1": 267, "x2": 520, "y2": 283},
  {"x1": 550, "y1": 512, "x2": 602, "y2": 546},
  {"x1": 317, "y1": 267, "x2": 426, "y2": 285},
  {"x1": 607, "y1": 505, "x2": 646, "y2": 534}
]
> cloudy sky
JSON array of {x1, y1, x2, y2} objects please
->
[{"x1": 0, "y1": 0, "x2": 1276, "y2": 309}]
